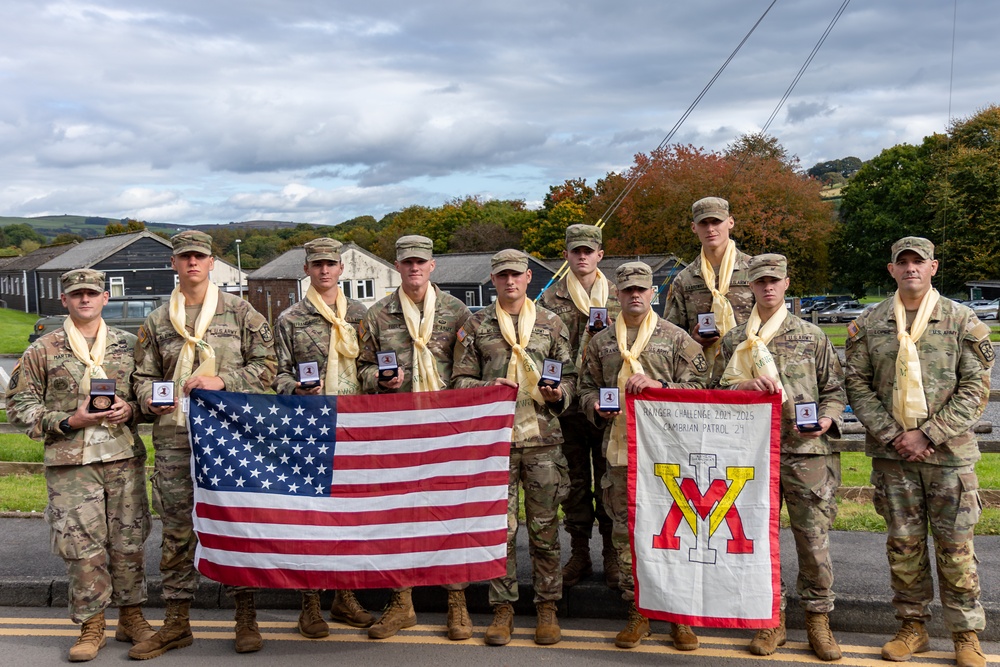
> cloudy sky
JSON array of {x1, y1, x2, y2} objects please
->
[{"x1": 0, "y1": 0, "x2": 996, "y2": 227}]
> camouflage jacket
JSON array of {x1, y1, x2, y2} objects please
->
[
  {"x1": 844, "y1": 297, "x2": 993, "y2": 466},
  {"x1": 272, "y1": 295, "x2": 367, "y2": 395},
  {"x1": 665, "y1": 249, "x2": 755, "y2": 332},
  {"x1": 715, "y1": 314, "x2": 846, "y2": 455},
  {"x1": 133, "y1": 291, "x2": 277, "y2": 449},
  {"x1": 539, "y1": 274, "x2": 621, "y2": 414},
  {"x1": 358, "y1": 285, "x2": 471, "y2": 393},
  {"x1": 452, "y1": 302, "x2": 576, "y2": 448},
  {"x1": 6, "y1": 326, "x2": 144, "y2": 466},
  {"x1": 579, "y1": 317, "x2": 710, "y2": 433}
]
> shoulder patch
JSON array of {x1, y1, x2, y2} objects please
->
[
  {"x1": 969, "y1": 320, "x2": 991, "y2": 341},
  {"x1": 259, "y1": 322, "x2": 273, "y2": 343},
  {"x1": 846, "y1": 320, "x2": 860, "y2": 339},
  {"x1": 457, "y1": 326, "x2": 472, "y2": 347},
  {"x1": 975, "y1": 339, "x2": 996, "y2": 366},
  {"x1": 682, "y1": 338, "x2": 708, "y2": 373},
  {"x1": 692, "y1": 352, "x2": 708, "y2": 374},
  {"x1": 137, "y1": 324, "x2": 150, "y2": 347},
  {"x1": 7, "y1": 362, "x2": 21, "y2": 394}
]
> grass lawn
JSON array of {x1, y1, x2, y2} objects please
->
[
  {"x1": 839, "y1": 452, "x2": 1000, "y2": 488},
  {"x1": 0, "y1": 433, "x2": 153, "y2": 462},
  {"x1": 816, "y1": 322, "x2": 1000, "y2": 347},
  {"x1": 0, "y1": 307, "x2": 37, "y2": 355}
]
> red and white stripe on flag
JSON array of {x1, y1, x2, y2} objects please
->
[
  {"x1": 627, "y1": 388, "x2": 781, "y2": 629},
  {"x1": 190, "y1": 385, "x2": 516, "y2": 590}
]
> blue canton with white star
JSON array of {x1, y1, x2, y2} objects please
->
[{"x1": 189, "y1": 389, "x2": 339, "y2": 497}]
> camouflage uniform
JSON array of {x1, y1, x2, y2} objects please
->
[
  {"x1": 715, "y1": 297, "x2": 846, "y2": 613},
  {"x1": 845, "y1": 294, "x2": 992, "y2": 632},
  {"x1": 539, "y1": 267, "x2": 620, "y2": 547},
  {"x1": 133, "y1": 290, "x2": 276, "y2": 601},
  {"x1": 7, "y1": 272, "x2": 149, "y2": 625},
  {"x1": 664, "y1": 250, "x2": 754, "y2": 332},
  {"x1": 579, "y1": 315, "x2": 709, "y2": 601},
  {"x1": 452, "y1": 300, "x2": 575, "y2": 604}
]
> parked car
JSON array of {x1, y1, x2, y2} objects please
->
[
  {"x1": 969, "y1": 299, "x2": 999, "y2": 320},
  {"x1": 28, "y1": 296, "x2": 168, "y2": 342},
  {"x1": 832, "y1": 303, "x2": 868, "y2": 323},
  {"x1": 817, "y1": 302, "x2": 862, "y2": 323}
]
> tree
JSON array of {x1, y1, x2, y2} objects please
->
[
  {"x1": 105, "y1": 222, "x2": 127, "y2": 235},
  {"x1": 2, "y1": 223, "x2": 46, "y2": 247},
  {"x1": 125, "y1": 219, "x2": 146, "y2": 232},
  {"x1": 53, "y1": 233, "x2": 85, "y2": 245}
]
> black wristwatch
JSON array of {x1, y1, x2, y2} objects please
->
[
  {"x1": 59, "y1": 418, "x2": 73, "y2": 434},
  {"x1": 659, "y1": 380, "x2": 669, "y2": 388}
]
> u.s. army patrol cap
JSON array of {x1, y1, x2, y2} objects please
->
[
  {"x1": 396, "y1": 235, "x2": 434, "y2": 261},
  {"x1": 565, "y1": 224, "x2": 602, "y2": 251},
  {"x1": 747, "y1": 253, "x2": 787, "y2": 282},
  {"x1": 304, "y1": 237, "x2": 342, "y2": 263},
  {"x1": 171, "y1": 230, "x2": 213, "y2": 256},
  {"x1": 491, "y1": 249, "x2": 529, "y2": 274},
  {"x1": 891, "y1": 237, "x2": 934, "y2": 262},
  {"x1": 615, "y1": 262, "x2": 653, "y2": 290},
  {"x1": 692, "y1": 196, "x2": 730, "y2": 224},
  {"x1": 61, "y1": 268, "x2": 106, "y2": 294}
]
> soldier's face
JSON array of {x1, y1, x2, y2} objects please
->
[
  {"x1": 563, "y1": 246, "x2": 604, "y2": 278},
  {"x1": 492, "y1": 269, "x2": 532, "y2": 309},
  {"x1": 888, "y1": 251, "x2": 938, "y2": 298},
  {"x1": 305, "y1": 259, "x2": 344, "y2": 292},
  {"x1": 691, "y1": 216, "x2": 734, "y2": 252},
  {"x1": 619, "y1": 286, "x2": 653, "y2": 318},
  {"x1": 171, "y1": 252, "x2": 214, "y2": 287},
  {"x1": 395, "y1": 257, "x2": 435, "y2": 292},
  {"x1": 750, "y1": 276, "x2": 788, "y2": 312},
  {"x1": 61, "y1": 289, "x2": 109, "y2": 325}
]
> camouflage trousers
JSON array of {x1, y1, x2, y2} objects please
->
[
  {"x1": 490, "y1": 445, "x2": 570, "y2": 605},
  {"x1": 602, "y1": 465, "x2": 636, "y2": 601},
  {"x1": 44, "y1": 456, "x2": 150, "y2": 623},
  {"x1": 779, "y1": 453, "x2": 839, "y2": 613},
  {"x1": 870, "y1": 458, "x2": 984, "y2": 632},
  {"x1": 558, "y1": 413, "x2": 612, "y2": 541},
  {"x1": 151, "y1": 447, "x2": 199, "y2": 601}
]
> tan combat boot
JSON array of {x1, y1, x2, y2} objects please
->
[
  {"x1": 806, "y1": 611, "x2": 842, "y2": 661},
  {"x1": 671, "y1": 623, "x2": 699, "y2": 651},
  {"x1": 534, "y1": 601, "x2": 561, "y2": 645},
  {"x1": 615, "y1": 603, "x2": 650, "y2": 649},
  {"x1": 298, "y1": 591, "x2": 330, "y2": 639},
  {"x1": 954, "y1": 630, "x2": 987, "y2": 667},
  {"x1": 330, "y1": 589, "x2": 374, "y2": 628},
  {"x1": 69, "y1": 612, "x2": 106, "y2": 662},
  {"x1": 233, "y1": 591, "x2": 263, "y2": 654},
  {"x1": 115, "y1": 605, "x2": 156, "y2": 644},
  {"x1": 128, "y1": 600, "x2": 194, "y2": 660},
  {"x1": 483, "y1": 603, "x2": 514, "y2": 646},
  {"x1": 602, "y1": 535, "x2": 620, "y2": 589},
  {"x1": 446, "y1": 590, "x2": 473, "y2": 640},
  {"x1": 561, "y1": 536, "x2": 593, "y2": 588},
  {"x1": 748, "y1": 610, "x2": 786, "y2": 655},
  {"x1": 368, "y1": 588, "x2": 417, "y2": 639},
  {"x1": 881, "y1": 620, "x2": 930, "y2": 661}
]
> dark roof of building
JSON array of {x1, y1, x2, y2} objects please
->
[
  {"x1": 0, "y1": 242, "x2": 78, "y2": 272},
  {"x1": 36, "y1": 231, "x2": 171, "y2": 271},
  {"x1": 432, "y1": 252, "x2": 554, "y2": 285},
  {"x1": 248, "y1": 243, "x2": 393, "y2": 281}
]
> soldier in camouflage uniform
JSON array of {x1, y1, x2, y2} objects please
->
[
  {"x1": 130, "y1": 230, "x2": 276, "y2": 659},
  {"x1": 357, "y1": 235, "x2": 474, "y2": 640},
  {"x1": 845, "y1": 237, "x2": 992, "y2": 667},
  {"x1": 272, "y1": 237, "x2": 371, "y2": 639},
  {"x1": 714, "y1": 254, "x2": 845, "y2": 661},
  {"x1": 578, "y1": 262, "x2": 709, "y2": 651},
  {"x1": 538, "y1": 224, "x2": 620, "y2": 589},
  {"x1": 665, "y1": 196, "x2": 754, "y2": 357},
  {"x1": 7, "y1": 269, "x2": 153, "y2": 662},
  {"x1": 452, "y1": 249, "x2": 574, "y2": 647}
]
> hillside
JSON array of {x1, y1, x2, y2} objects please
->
[{"x1": 0, "y1": 215, "x2": 182, "y2": 239}]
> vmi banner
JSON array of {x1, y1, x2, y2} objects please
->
[{"x1": 627, "y1": 388, "x2": 781, "y2": 629}]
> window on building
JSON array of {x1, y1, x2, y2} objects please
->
[
  {"x1": 39, "y1": 278, "x2": 44, "y2": 299},
  {"x1": 353, "y1": 280, "x2": 375, "y2": 300},
  {"x1": 109, "y1": 276, "x2": 125, "y2": 297},
  {"x1": 465, "y1": 290, "x2": 477, "y2": 306},
  {"x1": 48, "y1": 278, "x2": 54, "y2": 299},
  {"x1": 1, "y1": 276, "x2": 7, "y2": 292},
  {"x1": 339, "y1": 280, "x2": 352, "y2": 298}
]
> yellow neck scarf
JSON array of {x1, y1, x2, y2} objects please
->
[
  {"x1": 398, "y1": 286, "x2": 444, "y2": 393},
  {"x1": 63, "y1": 317, "x2": 126, "y2": 454},
  {"x1": 566, "y1": 269, "x2": 609, "y2": 316},
  {"x1": 306, "y1": 286, "x2": 360, "y2": 396},
  {"x1": 892, "y1": 288, "x2": 940, "y2": 430},
  {"x1": 720, "y1": 304, "x2": 788, "y2": 402},
  {"x1": 700, "y1": 240, "x2": 739, "y2": 358},
  {"x1": 167, "y1": 283, "x2": 219, "y2": 424},
  {"x1": 496, "y1": 299, "x2": 545, "y2": 442},
  {"x1": 607, "y1": 309, "x2": 658, "y2": 466}
]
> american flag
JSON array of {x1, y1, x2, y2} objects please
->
[{"x1": 188, "y1": 385, "x2": 515, "y2": 590}]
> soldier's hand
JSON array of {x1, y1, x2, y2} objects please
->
[
  {"x1": 892, "y1": 429, "x2": 934, "y2": 462},
  {"x1": 69, "y1": 401, "x2": 113, "y2": 429},
  {"x1": 796, "y1": 416, "x2": 832, "y2": 439},
  {"x1": 104, "y1": 395, "x2": 133, "y2": 425},
  {"x1": 538, "y1": 384, "x2": 563, "y2": 403},
  {"x1": 736, "y1": 376, "x2": 780, "y2": 394},
  {"x1": 690, "y1": 323, "x2": 720, "y2": 349},
  {"x1": 379, "y1": 368, "x2": 405, "y2": 391},
  {"x1": 594, "y1": 401, "x2": 621, "y2": 420},
  {"x1": 183, "y1": 375, "x2": 225, "y2": 394},
  {"x1": 625, "y1": 373, "x2": 659, "y2": 394},
  {"x1": 147, "y1": 397, "x2": 177, "y2": 416},
  {"x1": 294, "y1": 381, "x2": 324, "y2": 396},
  {"x1": 494, "y1": 378, "x2": 518, "y2": 388}
]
